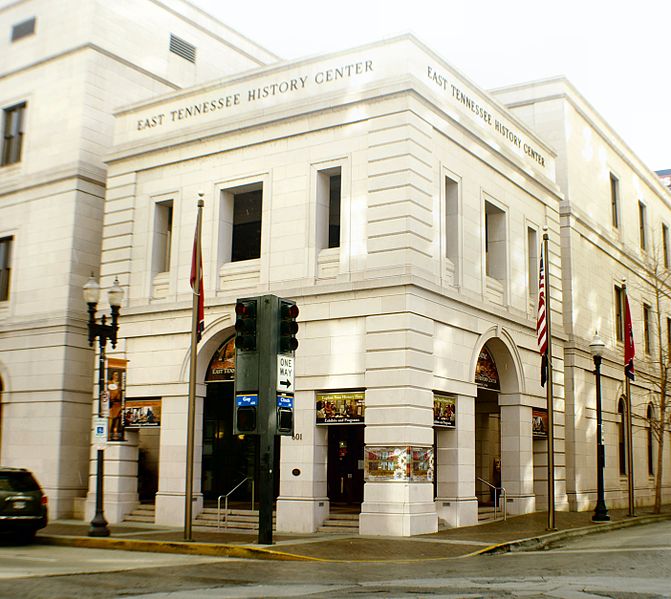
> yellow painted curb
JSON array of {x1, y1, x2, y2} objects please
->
[{"x1": 37, "y1": 535, "x2": 322, "y2": 562}]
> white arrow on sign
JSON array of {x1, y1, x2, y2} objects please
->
[{"x1": 277, "y1": 355, "x2": 294, "y2": 393}]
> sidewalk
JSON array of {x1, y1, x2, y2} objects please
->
[{"x1": 36, "y1": 507, "x2": 671, "y2": 563}]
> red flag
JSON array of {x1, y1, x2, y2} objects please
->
[
  {"x1": 537, "y1": 246, "x2": 548, "y2": 386},
  {"x1": 190, "y1": 222, "x2": 204, "y2": 343},
  {"x1": 624, "y1": 294, "x2": 635, "y2": 381}
]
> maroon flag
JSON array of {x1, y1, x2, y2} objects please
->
[
  {"x1": 624, "y1": 294, "x2": 635, "y2": 381},
  {"x1": 190, "y1": 222, "x2": 204, "y2": 343},
  {"x1": 537, "y1": 246, "x2": 548, "y2": 386}
]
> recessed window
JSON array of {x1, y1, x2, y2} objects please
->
[
  {"x1": 11, "y1": 17, "x2": 35, "y2": 42},
  {"x1": 484, "y1": 200, "x2": 506, "y2": 282},
  {"x1": 528, "y1": 227, "x2": 539, "y2": 303},
  {"x1": 618, "y1": 398, "x2": 626, "y2": 476},
  {"x1": 647, "y1": 403, "x2": 655, "y2": 477},
  {"x1": 614, "y1": 285, "x2": 624, "y2": 342},
  {"x1": 663, "y1": 224, "x2": 670, "y2": 269},
  {"x1": 445, "y1": 175, "x2": 459, "y2": 266},
  {"x1": 232, "y1": 189, "x2": 262, "y2": 262},
  {"x1": 316, "y1": 167, "x2": 342, "y2": 250},
  {"x1": 643, "y1": 303, "x2": 652, "y2": 354},
  {"x1": 2, "y1": 103, "x2": 26, "y2": 166},
  {"x1": 153, "y1": 200, "x2": 174, "y2": 274},
  {"x1": 169, "y1": 33, "x2": 196, "y2": 63},
  {"x1": 0, "y1": 236, "x2": 13, "y2": 301},
  {"x1": 638, "y1": 201, "x2": 647, "y2": 251},
  {"x1": 610, "y1": 173, "x2": 620, "y2": 229}
]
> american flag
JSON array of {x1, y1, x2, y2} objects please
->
[{"x1": 537, "y1": 246, "x2": 548, "y2": 386}]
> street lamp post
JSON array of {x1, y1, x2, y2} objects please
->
[
  {"x1": 589, "y1": 331, "x2": 610, "y2": 522},
  {"x1": 83, "y1": 274, "x2": 124, "y2": 537}
]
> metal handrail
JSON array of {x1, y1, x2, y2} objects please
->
[
  {"x1": 476, "y1": 476, "x2": 507, "y2": 521},
  {"x1": 217, "y1": 477, "x2": 255, "y2": 531}
]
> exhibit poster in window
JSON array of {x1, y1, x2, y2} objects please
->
[
  {"x1": 475, "y1": 346, "x2": 500, "y2": 390},
  {"x1": 433, "y1": 394, "x2": 456, "y2": 428},
  {"x1": 123, "y1": 398, "x2": 161, "y2": 429},
  {"x1": 106, "y1": 358, "x2": 127, "y2": 441},
  {"x1": 364, "y1": 446, "x2": 410, "y2": 481},
  {"x1": 316, "y1": 391, "x2": 365, "y2": 424},
  {"x1": 532, "y1": 408, "x2": 548, "y2": 438},
  {"x1": 411, "y1": 447, "x2": 434, "y2": 481}
]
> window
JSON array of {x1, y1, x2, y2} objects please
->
[
  {"x1": 316, "y1": 167, "x2": 342, "y2": 250},
  {"x1": 445, "y1": 175, "x2": 459, "y2": 265},
  {"x1": 667, "y1": 317, "x2": 671, "y2": 353},
  {"x1": 647, "y1": 403, "x2": 655, "y2": 477},
  {"x1": 614, "y1": 285, "x2": 625, "y2": 342},
  {"x1": 663, "y1": 224, "x2": 670, "y2": 269},
  {"x1": 610, "y1": 173, "x2": 620, "y2": 229},
  {"x1": 2, "y1": 103, "x2": 26, "y2": 166},
  {"x1": 152, "y1": 201, "x2": 173, "y2": 274},
  {"x1": 169, "y1": 33, "x2": 196, "y2": 63},
  {"x1": 232, "y1": 189, "x2": 262, "y2": 262},
  {"x1": 11, "y1": 17, "x2": 35, "y2": 41},
  {"x1": 484, "y1": 200, "x2": 506, "y2": 281},
  {"x1": 618, "y1": 398, "x2": 626, "y2": 475},
  {"x1": 643, "y1": 303, "x2": 652, "y2": 354},
  {"x1": 528, "y1": 227, "x2": 539, "y2": 303},
  {"x1": 0, "y1": 236, "x2": 12, "y2": 301},
  {"x1": 638, "y1": 201, "x2": 647, "y2": 251}
]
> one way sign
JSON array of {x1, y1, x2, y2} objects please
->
[{"x1": 277, "y1": 355, "x2": 294, "y2": 393}]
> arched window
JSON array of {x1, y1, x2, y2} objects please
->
[
  {"x1": 618, "y1": 397, "x2": 626, "y2": 475},
  {"x1": 647, "y1": 403, "x2": 655, "y2": 477}
]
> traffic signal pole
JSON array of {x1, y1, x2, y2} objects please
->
[{"x1": 257, "y1": 295, "x2": 277, "y2": 545}]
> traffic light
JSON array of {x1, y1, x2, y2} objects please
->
[
  {"x1": 235, "y1": 299, "x2": 257, "y2": 351},
  {"x1": 278, "y1": 299, "x2": 299, "y2": 354}
]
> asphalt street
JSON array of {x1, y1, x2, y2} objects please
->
[{"x1": 0, "y1": 520, "x2": 669, "y2": 598}]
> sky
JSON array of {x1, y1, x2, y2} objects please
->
[{"x1": 191, "y1": 0, "x2": 670, "y2": 172}]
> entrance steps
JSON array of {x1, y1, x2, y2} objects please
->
[
  {"x1": 124, "y1": 503, "x2": 156, "y2": 524},
  {"x1": 195, "y1": 507, "x2": 275, "y2": 532},
  {"x1": 478, "y1": 505, "x2": 504, "y2": 523},
  {"x1": 317, "y1": 512, "x2": 360, "y2": 534}
]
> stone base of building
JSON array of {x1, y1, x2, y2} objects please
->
[
  {"x1": 505, "y1": 493, "x2": 536, "y2": 516},
  {"x1": 155, "y1": 491, "x2": 203, "y2": 527},
  {"x1": 359, "y1": 482, "x2": 438, "y2": 536},
  {"x1": 275, "y1": 496, "x2": 330, "y2": 533},
  {"x1": 434, "y1": 496, "x2": 478, "y2": 528}
]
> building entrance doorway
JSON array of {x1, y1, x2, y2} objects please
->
[
  {"x1": 475, "y1": 387, "x2": 501, "y2": 506},
  {"x1": 327, "y1": 425, "x2": 364, "y2": 506}
]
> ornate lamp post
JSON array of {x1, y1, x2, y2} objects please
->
[
  {"x1": 589, "y1": 331, "x2": 610, "y2": 522},
  {"x1": 83, "y1": 274, "x2": 124, "y2": 537}
]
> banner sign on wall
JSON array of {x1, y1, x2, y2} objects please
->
[
  {"x1": 532, "y1": 409, "x2": 548, "y2": 438},
  {"x1": 316, "y1": 391, "x2": 365, "y2": 425},
  {"x1": 106, "y1": 358, "x2": 127, "y2": 441},
  {"x1": 475, "y1": 346, "x2": 500, "y2": 390},
  {"x1": 123, "y1": 397, "x2": 161, "y2": 428},
  {"x1": 433, "y1": 393, "x2": 456, "y2": 428},
  {"x1": 205, "y1": 337, "x2": 235, "y2": 382}
]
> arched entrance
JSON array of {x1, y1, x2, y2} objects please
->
[
  {"x1": 473, "y1": 333, "x2": 535, "y2": 517},
  {"x1": 202, "y1": 337, "x2": 279, "y2": 505}
]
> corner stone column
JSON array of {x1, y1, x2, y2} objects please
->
[
  {"x1": 435, "y1": 393, "x2": 478, "y2": 527},
  {"x1": 276, "y1": 391, "x2": 330, "y2": 533},
  {"x1": 360, "y1": 312, "x2": 438, "y2": 537},
  {"x1": 500, "y1": 399, "x2": 535, "y2": 515},
  {"x1": 155, "y1": 386, "x2": 204, "y2": 527}
]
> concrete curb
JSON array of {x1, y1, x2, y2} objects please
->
[
  {"x1": 470, "y1": 513, "x2": 671, "y2": 556},
  {"x1": 36, "y1": 534, "x2": 322, "y2": 562}
]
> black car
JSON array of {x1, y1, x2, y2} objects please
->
[{"x1": 0, "y1": 467, "x2": 48, "y2": 541}]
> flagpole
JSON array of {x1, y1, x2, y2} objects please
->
[
  {"x1": 543, "y1": 227, "x2": 556, "y2": 531},
  {"x1": 185, "y1": 193, "x2": 204, "y2": 541},
  {"x1": 622, "y1": 281, "x2": 635, "y2": 517}
]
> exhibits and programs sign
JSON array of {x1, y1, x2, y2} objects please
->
[
  {"x1": 532, "y1": 409, "x2": 549, "y2": 439},
  {"x1": 123, "y1": 398, "x2": 161, "y2": 428},
  {"x1": 364, "y1": 446, "x2": 434, "y2": 482},
  {"x1": 316, "y1": 391, "x2": 365, "y2": 425},
  {"x1": 433, "y1": 394, "x2": 456, "y2": 428}
]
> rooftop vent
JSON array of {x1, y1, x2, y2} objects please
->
[
  {"x1": 169, "y1": 34, "x2": 196, "y2": 63},
  {"x1": 11, "y1": 17, "x2": 36, "y2": 42}
]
